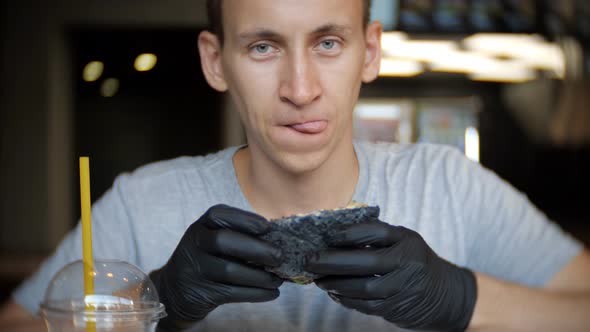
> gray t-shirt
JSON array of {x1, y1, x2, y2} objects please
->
[{"x1": 14, "y1": 141, "x2": 582, "y2": 331}]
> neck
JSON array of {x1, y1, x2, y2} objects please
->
[{"x1": 234, "y1": 141, "x2": 359, "y2": 220}]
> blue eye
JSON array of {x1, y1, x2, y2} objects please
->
[
  {"x1": 321, "y1": 40, "x2": 336, "y2": 50},
  {"x1": 249, "y1": 43, "x2": 279, "y2": 59},
  {"x1": 254, "y1": 44, "x2": 272, "y2": 53}
]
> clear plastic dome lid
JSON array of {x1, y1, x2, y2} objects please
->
[{"x1": 41, "y1": 259, "x2": 166, "y2": 322}]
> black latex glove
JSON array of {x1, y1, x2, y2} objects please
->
[
  {"x1": 305, "y1": 222, "x2": 477, "y2": 332},
  {"x1": 150, "y1": 204, "x2": 284, "y2": 331}
]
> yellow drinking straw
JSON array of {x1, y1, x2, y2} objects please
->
[{"x1": 79, "y1": 157, "x2": 96, "y2": 331}]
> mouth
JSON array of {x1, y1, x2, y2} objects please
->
[{"x1": 284, "y1": 120, "x2": 328, "y2": 135}]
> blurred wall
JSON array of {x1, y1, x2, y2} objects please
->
[{"x1": 0, "y1": 0, "x2": 210, "y2": 252}]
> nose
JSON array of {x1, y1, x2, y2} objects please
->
[{"x1": 279, "y1": 51, "x2": 322, "y2": 108}]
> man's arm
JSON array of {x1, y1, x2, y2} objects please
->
[
  {"x1": 0, "y1": 300, "x2": 45, "y2": 331},
  {"x1": 469, "y1": 250, "x2": 590, "y2": 331},
  {"x1": 306, "y1": 222, "x2": 590, "y2": 331}
]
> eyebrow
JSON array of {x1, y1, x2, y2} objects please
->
[
  {"x1": 311, "y1": 24, "x2": 353, "y2": 36},
  {"x1": 237, "y1": 23, "x2": 353, "y2": 44},
  {"x1": 238, "y1": 29, "x2": 285, "y2": 44}
]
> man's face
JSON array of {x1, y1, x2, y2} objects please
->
[{"x1": 202, "y1": 0, "x2": 381, "y2": 174}]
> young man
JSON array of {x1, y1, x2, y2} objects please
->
[{"x1": 2, "y1": 0, "x2": 590, "y2": 331}]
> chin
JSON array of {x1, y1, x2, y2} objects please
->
[{"x1": 273, "y1": 148, "x2": 330, "y2": 175}]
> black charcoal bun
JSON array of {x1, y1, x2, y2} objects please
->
[{"x1": 261, "y1": 203, "x2": 380, "y2": 284}]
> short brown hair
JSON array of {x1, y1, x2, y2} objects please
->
[{"x1": 207, "y1": 0, "x2": 372, "y2": 45}]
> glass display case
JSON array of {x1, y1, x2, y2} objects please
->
[{"x1": 354, "y1": 97, "x2": 480, "y2": 162}]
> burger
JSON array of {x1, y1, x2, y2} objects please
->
[{"x1": 261, "y1": 202, "x2": 380, "y2": 284}]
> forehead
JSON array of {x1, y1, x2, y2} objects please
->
[{"x1": 221, "y1": 0, "x2": 364, "y2": 36}]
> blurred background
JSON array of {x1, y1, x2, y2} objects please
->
[{"x1": 1, "y1": 0, "x2": 589, "y2": 304}]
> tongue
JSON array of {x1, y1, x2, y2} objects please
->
[{"x1": 289, "y1": 121, "x2": 327, "y2": 134}]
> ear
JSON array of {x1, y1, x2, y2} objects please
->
[
  {"x1": 198, "y1": 31, "x2": 228, "y2": 92},
  {"x1": 361, "y1": 21, "x2": 382, "y2": 83}
]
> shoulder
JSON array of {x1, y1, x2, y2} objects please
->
[
  {"x1": 357, "y1": 141, "x2": 481, "y2": 211},
  {"x1": 101, "y1": 147, "x2": 239, "y2": 213},
  {"x1": 117, "y1": 147, "x2": 237, "y2": 188},
  {"x1": 94, "y1": 147, "x2": 240, "y2": 238},
  {"x1": 356, "y1": 141, "x2": 478, "y2": 261},
  {"x1": 356, "y1": 139, "x2": 461, "y2": 157},
  {"x1": 356, "y1": 140, "x2": 469, "y2": 173},
  {"x1": 132, "y1": 147, "x2": 236, "y2": 179}
]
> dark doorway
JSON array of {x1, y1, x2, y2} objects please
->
[{"x1": 69, "y1": 27, "x2": 223, "y2": 221}]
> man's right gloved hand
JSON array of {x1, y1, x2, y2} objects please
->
[{"x1": 149, "y1": 204, "x2": 284, "y2": 331}]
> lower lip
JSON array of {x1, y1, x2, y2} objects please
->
[{"x1": 286, "y1": 120, "x2": 328, "y2": 135}]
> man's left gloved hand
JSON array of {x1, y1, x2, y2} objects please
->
[{"x1": 305, "y1": 222, "x2": 477, "y2": 332}]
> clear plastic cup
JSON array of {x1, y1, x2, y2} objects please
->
[{"x1": 40, "y1": 259, "x2": 166, "y2": 332}]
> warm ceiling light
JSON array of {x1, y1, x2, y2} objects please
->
[
  {"x1": 381, "y1": 32, "x2": 457, "y2": 62},
  {"x1": 468, "y1": 69, "x2": 537, "y2": 83},
  {"x1": 468, "y1": 58, "x2": 536, "y2": 83},
  {"x1": 463, "y1": 33, "x2": 565, "y2": 78},
  {"x1": 469, "y1": 67, "x2": 536, "y2": 83},
  {"x1": 100, "y1": 78, "x2": 120, "y2": 97},
  {"x1": 134, "y1": 53, "x2": 158, "y2": 72},
  {"x1": 429, "y1": 51, "x2": 497, "y2": 74},
  {"x1": 429, "y1": 50, "x2": 536, "y2": 82},
  {"x1": 381, "y1": 31, "x2": 409, "y2": 45},
  {"x1": 83, "y1": 61, "x2": 104, "y2": 82},
  {"x1": 379, "y1": 58, "x2": 424, "y2": 77},
  {"x1": 383, "y1": 40, "x2": 457, "y2": 62},
  {"x1": 378, "y1": 32, "x2": 554, "y2": 82}
]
